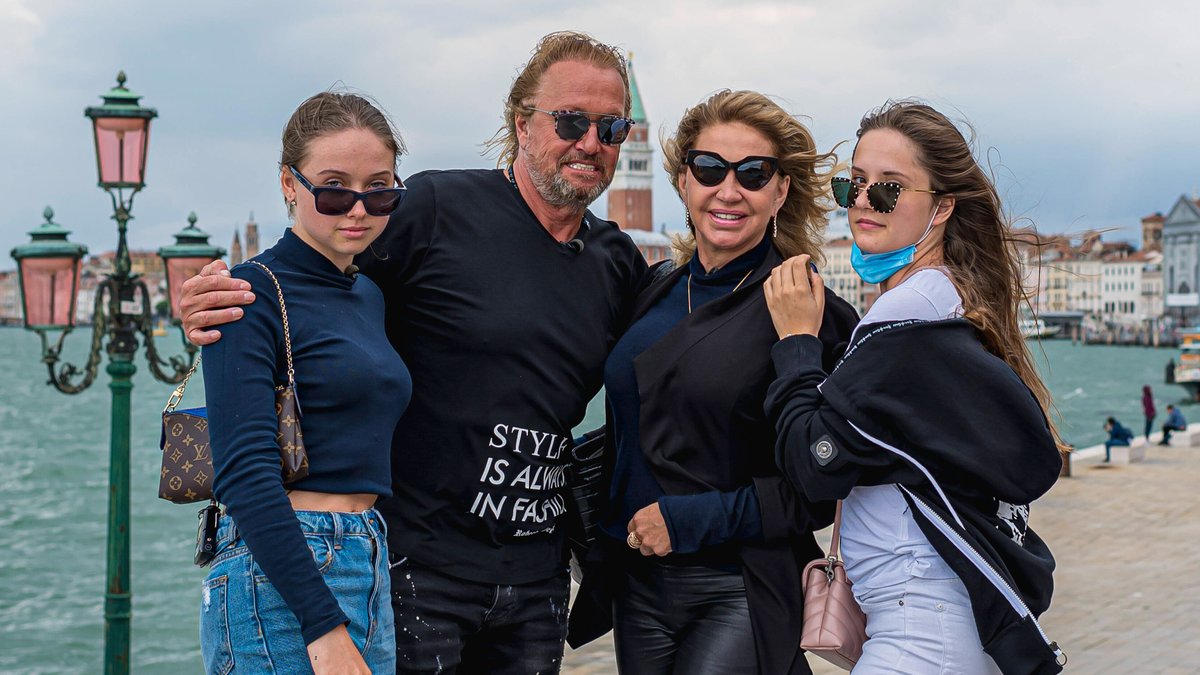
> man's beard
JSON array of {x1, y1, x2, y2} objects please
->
[{"x1": 524, "y1": 150, "x2": 611, "y2": 209}]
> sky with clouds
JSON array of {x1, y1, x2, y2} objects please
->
[{"x1": 2, "y1": 0, "x2": 1196, "y2": 264}]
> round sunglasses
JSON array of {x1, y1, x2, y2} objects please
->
[
  {"x1": 831, "y1": 176, "x2": 943, "y2": 214},
  {"x1": 528, "y1": 108, "x2": 635, "y2": 146},
  {"x1": 684, "y1": 150, "x2": 780, "y2": 191},
  {"x1": 288, "y1": 165, "x2": 407, "y2": 216}
]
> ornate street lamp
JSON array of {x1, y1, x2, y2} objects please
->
[
  {"x1": 10, "y1": 207, "x2": 88, "y2": 329},
  {"x1": 10, "y1": 72, "x2": 222, "y2": 675},
  {"x1": 158, "y1": 212, "x2": 225, "y2": 321},
  {"x1": 86, "y1": 70, "x2": 155, "y2": 191}
]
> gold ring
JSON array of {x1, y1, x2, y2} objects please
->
[{"x1": 627, "y1": 532, "x2": 642, "y2": 549}]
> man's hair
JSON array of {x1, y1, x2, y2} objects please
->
[{"x1": 484, "y1": 31, "x2": 629, "y2": 167}]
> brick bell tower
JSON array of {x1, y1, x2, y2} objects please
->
[{"x1": 607, "y1": 55, "x2": 652, "y2": 232}]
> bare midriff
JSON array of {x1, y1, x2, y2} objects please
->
[{"x1": 288, "y1": 490, "x2": 377, "y2": 513}]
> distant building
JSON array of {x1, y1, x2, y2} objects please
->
[
  {"x1": 1101, "y1": 250, "x2": 1147, "y2": 323},
  {"x1": 606, "y1": 55, "x2": 670, "y2": 263},
  {"x1": 230, "y1": 230, "x2": 243, "y2": 266},
  {"x1": 245, "y1": 212, "x2": 260, "y2": 259},
  {"x1": 1162, "y1": 196, "x2": 1200, "y2": 324},
  {"x1": 76, "y1": 251, "x2": 167, "y2": 322},
  {"x1": 820, "y1": 236, "x2": 869, "y2": 315},
  {"x1": 1142, "y1": 212, "x2": 1165, "y2": 252},
  {"x1": 0, "y1": 270, "x2": 21, "y2": 324},
  {"x1": 228, "y1": 213, "x2": 260, "y2": 266}
]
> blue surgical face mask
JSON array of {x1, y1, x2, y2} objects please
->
[{"x1": 850, "y1": 204, "x2": 940, "y2": 284}]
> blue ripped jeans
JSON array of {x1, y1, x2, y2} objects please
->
[
  {"x1": 199, "y1": 509, "x2": 395, "y2": 674},
  {"x1": 388, "y1": 553, "x2": 570, "y2": 674}
]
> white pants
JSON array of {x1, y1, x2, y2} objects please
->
[{"x1": 852, "y1": 576, "x2": 1002, "y2": 674}]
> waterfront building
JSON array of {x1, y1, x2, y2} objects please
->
[
  {"x1": 606, "y1": 56, "x2": 670, "y2": 264},
  {"x1": 820, "y1": 236, "x2": 869, "y2": 315},
  {"x1": 1162, "y1": 196, "x2": 1200, "y2": 324},
  {"x1": 0, "y1": 270, "x2": 21, "y2": 324},
  {"x1": 1101, "y1": 250, "x2": 1147, "y2": 323},
  {"x1": 71, "y1": 251, "x2": 167, "y2": 322}
]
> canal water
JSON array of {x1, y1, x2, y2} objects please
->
[{"x1": 0, "y1": 327, "x2": 1187, "y2": 672}]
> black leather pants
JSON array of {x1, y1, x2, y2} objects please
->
[{"x1": 612, "y1": 561, "x2": 759, "y2": 675}]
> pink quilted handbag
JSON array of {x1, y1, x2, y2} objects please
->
[{"x1": 801, "y1": 501, "x2": 867, "y2": 669}]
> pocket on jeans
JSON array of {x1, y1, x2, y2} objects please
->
[
  {"x1": 304, "y1": 533, "x2": 335, "y2": 574},
  {"x1": 199, "y1": 575, "x2": 234, "y2": 675}
]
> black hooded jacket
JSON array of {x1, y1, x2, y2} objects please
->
[
  {"x1": 568, "y1": 245, "x2": 860, "y2": 675},
  {"x1": 765, "y1": 318, "x2": 1065, "y2": 675}
]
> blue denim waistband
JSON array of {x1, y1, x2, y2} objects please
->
[{"x1": 216, "y1": 508, "x2": 386, "y2": 550}]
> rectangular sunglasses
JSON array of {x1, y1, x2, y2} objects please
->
[
  {"x1": 528, "y1": 108, "x2": 634, "y2": 145},
  {"x1": 684, "y1": 150, "x2": 779, "y2": 191},
  {"x1": 831, "y1": 176, "x2": 942, "y2": 214},
  {"x1": 288, "y1": 165, "x2": 407, "y2": 216}
]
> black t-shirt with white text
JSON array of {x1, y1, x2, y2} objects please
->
[{"x1": 358, "y1": 168, "x2": 646, "y2": 584}]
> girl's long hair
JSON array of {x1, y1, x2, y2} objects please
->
[{"x1": 857, "y1": 100, "x2": 1067, "y2": 452}]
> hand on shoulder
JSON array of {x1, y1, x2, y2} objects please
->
[{"x1": 180, "y1": 259, "x2": 256, "y2": 346}]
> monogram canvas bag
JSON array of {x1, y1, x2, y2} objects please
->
[
  {"x1": 801, "y1": 500, "x2": 867, "y2": 669},
  {"x1": 158, "y1": 260, "x2": 308, "y2": 504}
]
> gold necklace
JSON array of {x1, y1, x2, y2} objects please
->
[{"x1": 687, "y1": 268, "x2": 755, "y2": 314}]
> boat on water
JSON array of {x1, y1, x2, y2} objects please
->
[
  {"x1": 1019, "y1": 318, "x2": 1061, "y2": 339},
  {"x1": 1167, "y1": 329, "x2": 1200, "y2": 400}
]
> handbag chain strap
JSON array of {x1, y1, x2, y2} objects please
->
[
  {"x1": 246, "y1": 260, "x2": 295, "y2": 387},
  {"x1": 162, "y1": 259, "x2": 295, "y2": 415}
]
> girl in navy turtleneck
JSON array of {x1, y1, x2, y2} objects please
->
[{"x1": 199, "y1": 92, "x2": 410, "y2": 675}]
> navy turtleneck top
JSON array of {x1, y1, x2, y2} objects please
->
[
  {"x1": 203, "y1": 228, "x2": 411, "y2": 644},
  {"x1": 601, "y1": 235, "x2": 770, "y2": 563}
]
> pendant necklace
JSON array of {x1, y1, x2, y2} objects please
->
[{"x1": 687, "y1": 268, "x2": 755, "y2": 314}]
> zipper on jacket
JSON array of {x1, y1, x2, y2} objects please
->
[
  {"x1": 846, "y1": 421, "x2": 1067, "y2": 667},
  {"x1": 903, "y1": 487, "x2": 1066, "y2": 666}
]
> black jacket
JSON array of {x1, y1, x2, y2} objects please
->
[
  {"x1": 766, "y1": 318, "x2": 1065, "y2": 675},
  {"x1": 568, "y1": 245, "x2": 860, "y2": 675}
]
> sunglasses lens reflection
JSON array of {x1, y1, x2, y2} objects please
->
[
  {"x1": 363, "y1": 190, "x2": 404, "y2": 215},
  {"x1": 867, "y1": 183, "x2": 902, "y2": 213},
  {"x1": 555, "y1": 113, "x2": 591, "y2": 141},
  {"x1": 737, "y1": 160, "x2": 774, "y2": 190},
  {"x1": 831, "y1": 179, "x2": 856, "y2": 208},
  {"x1": 315, "y1": 191, "x2": 356, "y2": 216},
  {"x1": 599, "y1": 117, "x2": 630, "y2": 145},
  {"x1": 689, "y1": 154, "x2": 728, "y2": 186}
]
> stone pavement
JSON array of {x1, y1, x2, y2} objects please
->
[{"x1": 563, "y1": 441, "x2": 1200, "y2": 674}]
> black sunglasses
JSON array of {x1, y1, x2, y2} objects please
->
[
  {"x1": 288, "y1": 166, "x2": 406, "y2": 217},
  {"x1": 683, "y1": 150, "x2": 780, "y2": 191},
  {"x1": 528, "y1": 108, "x2": 635, "y2": 145},
  {"x1": 831, "y1": 176, "x2": 942, "y2": 214}
]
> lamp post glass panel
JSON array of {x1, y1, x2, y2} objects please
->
[
  {"x1": 11, "y1": 207, "x2": 88, "y2": 329},
  {"x1": 8, "y1": 72, "x2": 223, "y2": 674}
]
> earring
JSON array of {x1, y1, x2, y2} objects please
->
[
  {"x1": 771, "y1": 215, "x2": 778, "y2": 238},
  {"x1": 685, "y1": 210, "x2": 694, "y2": 231},
  {"x1": 289, "y1": 199, "x2": 297, "y2": 208}
]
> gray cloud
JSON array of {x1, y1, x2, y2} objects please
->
[{"x1": 3, "y1": 0, "x2": 1196, "y2": 263}]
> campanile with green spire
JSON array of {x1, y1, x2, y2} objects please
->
[{"x1": 608, "y1": 53, "x2": 654, "y2": 234}]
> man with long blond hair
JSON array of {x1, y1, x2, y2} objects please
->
[{"x1": 180, "y1": 31, "x2": 645, "y2": 674}]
